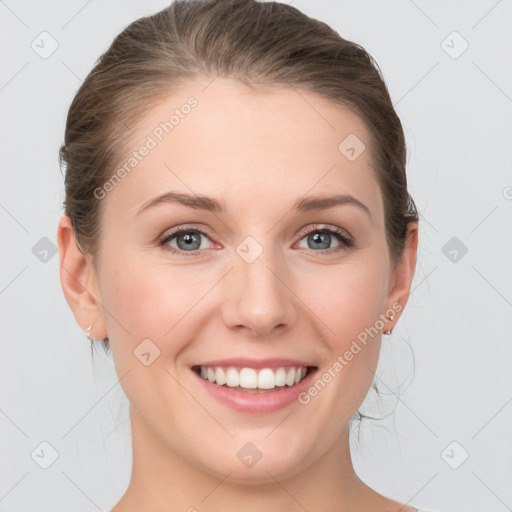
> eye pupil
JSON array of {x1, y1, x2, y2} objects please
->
[
  {"x1": 309, "y1": 231, "x2": 330, "y2": 250},
  {"x1": 177, "y1": 232, "x2": 201, "y2": 250}
]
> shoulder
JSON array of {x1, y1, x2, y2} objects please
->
[
  {"x1": 377, "y1": 498, "x2": 438, "y2": 512},
  {"x1": 390, "y1": 503, "x2": 441, "y2": 512}
]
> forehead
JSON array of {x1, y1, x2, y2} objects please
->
[{"x1": 103, "y1": 77, "x2": 381, "y2": 220}]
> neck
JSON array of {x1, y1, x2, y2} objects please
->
[{"x1": 112, "y1": 407, "x2": 379, "y2": 512}]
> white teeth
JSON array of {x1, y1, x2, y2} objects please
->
[
  {"x1": 257, "y1": 368, "x2": 275, "y2": 389},
  {"x1": 196, "y1": 365, "x2": 309, "y2": 389},
  {"x1": 215, "y1": 367, "x2": 226, "y2": 386},
  {"x1": 225, "y1": 367, "x2": 240, "y2": 387},
  {"x1": 285, "y1": 368, "x2": 296, "y2": 386},
  {"x1": 239, "y1": 368, "x2": 258, "y2": 388},
  {"x1": 275, "y1": 367, "x2": 286, "y2": 386}
]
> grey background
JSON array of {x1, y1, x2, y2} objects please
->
[{"x1": 1, "y1": 0, "x2": 511, "y2": 511}]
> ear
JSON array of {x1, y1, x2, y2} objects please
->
[
  {"x1": 384, "y1": 222, "x2": 419, "y2": 330},
  {"x1": 57, "y1": 215, "x2": 108, "y2": 340}
]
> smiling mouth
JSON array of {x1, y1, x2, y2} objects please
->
[{"x1": 192, "y1": 365, "x2": 317, "y2": 393}]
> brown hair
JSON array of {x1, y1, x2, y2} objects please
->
[{"x1": 59, "y1": 0, "x2": 419, "y2": 360}]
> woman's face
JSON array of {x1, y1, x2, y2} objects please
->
[{"x1": 70, "y1": 78, "x2": 416, "y2": 483}]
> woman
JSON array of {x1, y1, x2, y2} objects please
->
[{"x1": 57, "y1": 1, "x2": 437, "y2": 510}]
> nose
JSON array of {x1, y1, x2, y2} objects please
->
[{"x1": 220, "y1": 246, "x2": 298, "y2": 338}]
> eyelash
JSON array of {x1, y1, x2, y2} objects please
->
[{"x1": 158, "y1": 224, "x2": 354, "y2": 256}]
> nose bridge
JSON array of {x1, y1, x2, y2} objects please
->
[{"x1": 221, "y1": 235, "x2": 297, "y2": 336}]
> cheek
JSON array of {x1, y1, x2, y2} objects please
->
[
  {"x1": 96, "y1": 251, "x2": 164, "y2": 344},
  {"x1": 300, "y1": 256, "x2": 389, "y2": 347},
  {"x1": 97, "y1": 256, "x2": 200, "y2": 410},
  {"x1": 293, "y1": 260, "x2": 388, "y2": 424},
  {"x1": 98, "y1": 251, "x2": 216, "y2": 357}
]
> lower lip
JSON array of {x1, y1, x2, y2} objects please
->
[{"x1": 192, "y1": 368, "x2": 317, "y2": 413}]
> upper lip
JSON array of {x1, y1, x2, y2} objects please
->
[{"x1": 192, "y1": 358, "x2": 316, "y2": 369}]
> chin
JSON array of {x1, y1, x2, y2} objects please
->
[{"x1": 195, "y1": 442, "x2": 313, "y2": 485}]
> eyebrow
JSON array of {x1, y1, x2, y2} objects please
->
[{"x1": 136, "y1": 191, "x2": 372, "y2": 220}]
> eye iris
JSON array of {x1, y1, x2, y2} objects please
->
[
  {"x1": 309, "y1": 231, "x2": 330, "y2": 250},
  {"x1": 177, "y1": 231, "x2": 201, "y2": 251}
]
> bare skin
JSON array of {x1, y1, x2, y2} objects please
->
[{"x1": 58, "y1": 76, "x2": 418, "y2": 512}]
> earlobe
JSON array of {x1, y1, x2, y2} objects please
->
[
  {"x1": 57, "y1": 215, "x2": 107, "y2": 340},
  {"x1": 384, "y1": 222, "x2": 419, "y2": 329}
]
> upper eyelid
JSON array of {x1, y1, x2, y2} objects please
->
[
  {"x1": 298, "y1": 223, "x2": 349, "y2": 236},
  {"x1": 159, "y1": 224, "x2": 210, "y2": 239}
]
